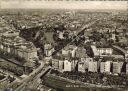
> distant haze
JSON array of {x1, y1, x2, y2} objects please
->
[{"x1": 0, "y1": 1, "x2": 127, "y2": 10}]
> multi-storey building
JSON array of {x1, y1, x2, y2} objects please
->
[
  {"x1": 52, "y1": 59, "x2": 59, "y2": 70},
  {"x1": 113, "y1": 62, "x2": 123, "y2": 75},
  {"x1": 62, "y1": 45, "x2": 77, "y2": 58},
  {"x1": 44, "y1": 43, "x2": 55, "y2": 57},
  {"x1": 88, "y1": 61, "x2": 97, "y2": 72},
  {"x1": 71, "y1": 59, "x2": 78, "y2": 71},
  {"x1": 78, "y1": 61, "x2": 85, "y2": 73},
  {"x1": 75, "y1": 47, "x2": 87, "y2": 58},
  {"x1": 59, "y1": 60, "x2": 64, "y2": 71},
  {"x1": 0, "y1": 31, "x2": 38, "y2": 63},
  {"x1": 97, "y1": 48, "x2": 113, "y2": 56},
  {"x1": 100, "y1": 61, "x2": 111, "y2": 73},
  {"x1": 64, "y1": 59, "x2": 71, "y2": 72},
  {"x1": 91, "y1": 45, "x2": 113, "y2": 57}
]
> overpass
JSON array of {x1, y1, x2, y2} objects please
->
[
  {"x1": 15, "y1": 65, "x2": 51, "y2": 91},
  {"x1": 27, "y1": 66, "x2": 51, "y2": 89}
]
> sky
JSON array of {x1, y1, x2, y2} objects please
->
[{"x1": 0, "y1": 1, "x2": 127, "y2": 10}]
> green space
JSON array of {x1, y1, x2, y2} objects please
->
[
  {"x1": 44, "y1": 32, "x2": 55, "y2": 44},
  {"x1": 43, "y1": 74, "x2": 124, "y2": 91},
  {"x1": 42, "y1": 69, "x2": 128, "y2": 91}
]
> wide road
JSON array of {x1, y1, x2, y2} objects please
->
[{"x1": 15, "y1": 61, "x2": 51, "y2": 91}]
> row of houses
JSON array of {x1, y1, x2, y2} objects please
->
[{"x1": 52, "y1": 57, "x2": 128, "y2": 75}]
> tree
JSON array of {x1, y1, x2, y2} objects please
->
[{"x1": 92, "y1": 31, "x2": 101, "y2": 42}]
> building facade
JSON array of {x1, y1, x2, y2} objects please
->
[
  {"x1": 78, "y1": 61, "x2": 85, "y2": 73},
  {"x1": 113, "y1": 62, "x2": 122, "y2": 75},
  {"x1": 88, "y1": 61, "x2": 97, "y2": 72},
  {"x1": 97, "y1": 48, "x2": 113, "y2": 55},
  {"x1": 100, "y1": 61, "x2": 111, "y2": 73},
  {"x1": 64, "y1": 59, "x2": 71, "y2": 72}
]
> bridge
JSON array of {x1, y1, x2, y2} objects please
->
[
  {"x1": 27, "y1": 66, "x2": 51, "y2": 89},
  {"x1": 15, "y1": 65, "x2": 51, "y2": 91}
]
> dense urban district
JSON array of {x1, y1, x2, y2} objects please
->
[{"x1": 0, "y1": 9, "x2": 127, "y2": 91}]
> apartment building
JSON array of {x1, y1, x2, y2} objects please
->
[
  {"x1": 100, "y1": 61, "x2": 111, "y2": 73},
  {"x1": 88, "y1": 61, "x2": 97, "y2": 72}
]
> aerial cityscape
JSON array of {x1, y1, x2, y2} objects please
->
[{"x1": 0, "y1": 1, "x2": 127, "y2": 91}]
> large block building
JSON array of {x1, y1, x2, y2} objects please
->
[{"x1": 0, "y1": 31, "x2": 38, "y2": 63}]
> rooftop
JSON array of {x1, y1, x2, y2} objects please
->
[{"x1": 112, "y1": 45, "x2": 127, "y2": 54}]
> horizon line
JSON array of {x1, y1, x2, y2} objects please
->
[{"x1": 0, "y1": 1, "x2": 127, "y2": 10}]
